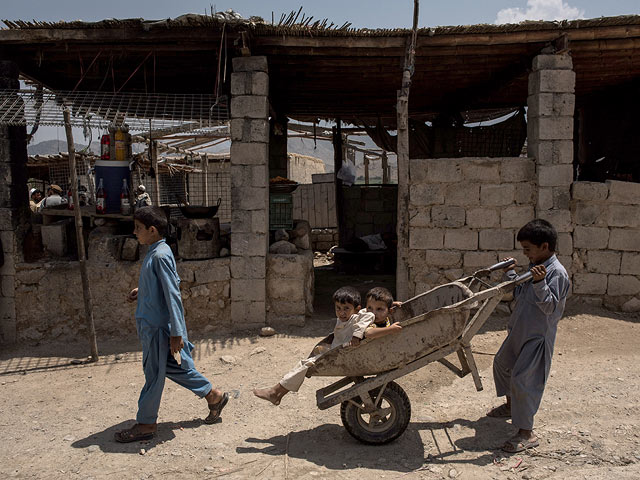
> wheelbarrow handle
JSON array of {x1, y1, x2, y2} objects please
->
[
  {"x1": 515, "y1": 270, "x2": 534, "y2": 284},
  {"x1": 487, "y1": 258, "x2": 516, "y2": 272}
]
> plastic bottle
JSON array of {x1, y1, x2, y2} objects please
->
[
  {"x1": 115, "y1": 129, "x2": 126, "y2": 162},
  {"x1": 100, "y1": 134, "x2": 111, "y2": 160},
  {"x1": 120, "y1": 178, "x2": 131, "y2": 215},
  {"x1": 96, "y1": 178, "x2": 106, "y2": 214}
]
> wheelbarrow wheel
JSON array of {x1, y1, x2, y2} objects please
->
[{"x1": 340, "y1": 381, "x2": 411, "y2": 445}]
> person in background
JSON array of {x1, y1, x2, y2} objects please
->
[
  {"x1": 135, "y1": 185, "x2": 153, "y2": 208},
  {"x1": 29, "y1": 188, "x2": 43, "y2": 212},
  {"x1": 38, "y1": 184, "x2": 67, "y2": 210}
]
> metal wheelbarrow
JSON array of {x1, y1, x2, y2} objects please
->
[{"x1": 306, "y1": 260, "x2": 532, "y2": 444}]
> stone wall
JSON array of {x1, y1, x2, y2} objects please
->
[
  {"x1": 287, "y1": 153, "x2": 326, "y2": 184},
  {"x1": 311, "y1": 228, "x2": 339, "y2": 251},
  {"x1": 14, "y1": 257, "x2": 231, "y2": 342},
  {"x1": 407, "y1": 157, "x2": 537, "y2": 296},
  {"x1": 571, "y1": 180, "x2": 640, "y2": 311},
  {"x1": 266, "y1": 251, "x2": 314, "y2": 327},
  {"x1": 342, "y1": 185, "x2": 397, "y2": 240}
]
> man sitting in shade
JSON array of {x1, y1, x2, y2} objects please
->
[{"x1": 38, "y1": 184, "x2": 67, "y2": 210}]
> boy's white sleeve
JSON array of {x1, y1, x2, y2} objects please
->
[{"x1": 352, "y1": 311, "x2": 375, "y2": 339}]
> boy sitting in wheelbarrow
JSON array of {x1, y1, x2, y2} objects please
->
[
  {"x1": 487, "y1": 219, "x2": 570, "y2": 453},
  {"x1": 363, "y1": 287, "x2": 403, "y2": 339},
  {"x1": 253, "y1": 286, "x2": 375, "y2": 405}
]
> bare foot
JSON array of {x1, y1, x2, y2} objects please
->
[{"x1": 253, "y1": 386, "x2": 286, "y2": 406}]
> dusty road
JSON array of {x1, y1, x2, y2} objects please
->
[{"x1": 1, "y1": 302, "x2": 639, "y2": 480}]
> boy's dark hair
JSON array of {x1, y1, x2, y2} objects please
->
[
  {"x1": 134, "y1": 206, "x2": 168, "y2": 237},
  {"x1": 365, "y1": 287, "x2": 394, "y2": 308},
  {"x1": 516, "y1": 219, "x2": 557, "y2": 252},
  {"x1": 333, "y1": 286, "x2": 361, "y2": 308}
]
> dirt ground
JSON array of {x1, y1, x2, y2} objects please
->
[{"x1": 1, "y1": 271, "x2": 639, "y2": 480}]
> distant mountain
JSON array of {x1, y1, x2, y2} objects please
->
[{"x1": 28, "y1": 139, "x2": 100, "y2": 156}]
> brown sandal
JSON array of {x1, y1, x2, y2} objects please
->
[
  {"x1": 114, "y1": 424, "x2": 156, "y2": 443},
  {"x1": 205, "y1": 392, "x2": 229, "y2": 424}
]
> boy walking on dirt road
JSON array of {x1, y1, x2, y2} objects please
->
[
  {"x1": 487, "y1": 219, "x2": 570, "y2": 453},
  {"x1": 114, "y1": 206, "x2": 229, "y2": 443}
]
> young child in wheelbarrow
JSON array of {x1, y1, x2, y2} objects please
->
[
  {"x1": 114, "y1": 206, "x2": 229, "y2": 443},
  {"x1": 254, "y1": 286, "x2": 404, "y2": 405},
  {"x1": 487, "y1": 219, "x2": 570, "y2": 453}
]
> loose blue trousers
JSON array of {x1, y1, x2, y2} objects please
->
[{"x1": 136, "y1": 324, "x2": 212, "y2": 424}]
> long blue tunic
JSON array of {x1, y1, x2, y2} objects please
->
[
  {"x1": 493, "y1": 254, "x2": 570, "y2": 430},
  {"x1": 135, "y1": 239, "x2": 212, "y2": 424}
]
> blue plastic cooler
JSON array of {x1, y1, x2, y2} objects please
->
[{"x1": 94, "y1": 160, "x2": 130, "y2": 213}]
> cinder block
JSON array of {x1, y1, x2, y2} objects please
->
[
  {"x1": 231, "y1": 278, "x2": 265, "y2": 301},
  {"x1": 606, "y1": 180, "x2": 640, "y2": 205},
  {"x1": 267, "y1": 277, "x2": 306, "y2": 301},
  {"x1": 231, "y1": 186, "x2": 267, "y2": 210},
  {"x1": 571, "y1": 181, "x2": 609, "y2": 202},
  {"x1": 230, "y1": 95, "x2": 268, "y2": 119},
  {"x1": 251, "y1": 71, "x2": 269, "y2": 96},
  {"x1": 537, "y1": 209, "x2": 572, "y2": 232},
  {"x1": 609, "y1": 229, "x2": 640, "y2": 251},
  {"x1": 587, "y1": 250, "x2": 621, "y2": 274},
  {"x1": 0, "y1": 230, "x2": 14, "y2": 254},
  {"x1": 425, "y1": 159, "x2": 463, "y2": 183},
  {"x1": 444, "y1": 229, "x2": 478, "y2": 250},
  {"x1": 410, "y1": 184, "x2": 444, "y2": 206},
  {"x1": 501, "y1": 205, "x2": 535, "y2": 229},
  {"x1": 232, "y1": 56, "x2": 268, "y2": 73},
  {"x1": 466, "y1": 207, "x2": 500, "y2": 228},
  {"x1": 514, "y1": 183, "x2": 535, "y2": 204},
  {"x1": 573, "y1": 226, "x2": 609, "y2": 249},
  {"x1": 461, "y1": 161, "x2": 499, "y2": 182},
  {"x1": 573, "y1": 273, "x2": 607, "y2": 295},
  {"x1": 621, "y1": 252, "x2": 640, "y2": 275},
  {"x1": 230, "y1": 118, "x2": 245, "y2": 142},
  {"x1": 480, "y1": 184, "x2": 515, "y2": 206},
  {"x1": 537, "y1": 187, "x2": 553, "y2": 211},
  {"x1": 249, "y1": 119, "x2": 269, "y2": 143},
  {"x1": 424, "y1": 249, "x2": 461, "y2": 267},
  {"x1": 1, "y1": 274, "x2": 14, "y2": 297},
  {"x1": 409, "y1": 208, "x2": 431, "y2": 227},
  {"x1": 231, "y1": 165, "x2": 251, "y2": 188},
  {"x1": 196, "y1": 262, "x2": 232, "y2": 282},
  {"x1": 479, "y1": 229, "x2": 514, "y2": 250},
  {"x1": 230, "y1": 72, "x2": 249, "y2": 95},
  {"x1": 463, "y1": 251, "x2": 498, "y2": 268},
  {"x1": 532, "y1": 54, "x2": 573, "y2": 71},
  {"x1": 530, "y1": 116, "x2": 574, "y2": 141},
  {"x1": 500, "y1": 158, "x2": 535, "y2": 182},
  {"x1": 572, "y1": 202, "x2": 606, "y2": 226},
  {"x1": 528, "y1": 70, "x2": 576, "y2": 95},
  {"x1": 445, "y1": 183, "x2": 479, "y2": 206},
  {"x1": 557, "y1": 255, "x2": 573, "y2": 273},
  {"x1": 553, "y1": 187, "x2": 571, "y2": 210},
  {"x1": 527, "y1": 93, "x2": 575, "y2": 118},
  {"x1": 538, "y1": 164, "x2": 574, "y2": 187},
  {"x1": 252, "y1": 164, "x2": 268, "y2": 188},
  {"x1": 231, "y1": 233, "x2": 268, "y2": 256},
  {"x1": 251, "y1": 209, "x2": 268, "y2": 234},
  {"x1": 230, "y1": 142, "x2": 268, "y2": 165},
  {"x1": 41, "y1": 222, "x2": 67, "y2": 257},
  {"x1": 557, "y1": 232, "x2": 573, "y2": 256},
  {"x1": 409, "y1": 159, "x2": 428, "y2": 183},
  {"x1": 607, "y1": 205, "x2": 640, "y2": 228},
  {"x1": 431, "y1": 205, "x2": 466, "y2": 227},
  {"x1": 607, "y1": 275, "x2": 640, "y2": 296},
  {"x1": 529, "y1": 140, "x2": 573, "y2": 165},
  {"x1": 409, "y1": 228, "x2": 444, "y2": 250},
  {"x1": 231, "y1": 209, "x2": 251, "y2": 233}
]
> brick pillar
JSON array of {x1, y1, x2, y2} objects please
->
[
  {"x1": 229, "y1": 57, "x2": 269, "y2": 329},
  {"x1": 527, "y1": 54, "x2": 575, "y2": 265},
  {"x1": 0, "y1": 61, "x2": 29, "y2": 344}
]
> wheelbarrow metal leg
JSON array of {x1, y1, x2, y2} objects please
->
[{"x1": 462, "y1": 344, "x2": 483, "y2": 391}]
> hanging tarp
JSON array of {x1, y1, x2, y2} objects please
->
[{"x1": 363, "y1": 108, "x2": 527, "y2": 158}]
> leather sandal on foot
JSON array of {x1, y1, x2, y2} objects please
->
[
  {"x1": 502, "y1": 436, "x2": 539, "y2": 453},
  {"x1": 114, "y1": 425, "x2": 156, "y2": 443},
  {"x1": 205, "y1": 392, "x2": 229, "y2": 424}
]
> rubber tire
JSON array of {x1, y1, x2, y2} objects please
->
[{"x1": 340, "y1": 381, "x2": 411, "y2": 445}]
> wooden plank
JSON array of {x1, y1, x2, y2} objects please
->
[
  {"x1": 319, "y1": 183, "x2": 329, "y2": 228},
  {"x1": 306, "y1": 184, "x2": 317, "y2": 228},
  {"x1": 292, "y1": 189, "x2": 301, "y2": 219},
  {"x1": 312, "y1": 184, "x2": 322, "y2": 228},
  {"x1": 327, "y1": 182, "x2": 337, "y2": 228}
]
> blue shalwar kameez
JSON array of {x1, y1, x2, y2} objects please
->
[
  {"x1": 135, "y1": 239, "x2": 212, "y2": 424},
  {"x1": 493, "y1": 254, "x2": 570, "y2": 431}
]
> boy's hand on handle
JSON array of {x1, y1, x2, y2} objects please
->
[
  {"x1": 127, "y1": 288, "x2": 138, "y2": 303},
  {"x1": 390, "y1": 301, "x2": 403, "y2": 313},
  {"x1": 349, "y1": 336, "x2": 361, "y2": 347},
  {"x1": 170, "y1": 336, "x2": 184, "y2": 355},
  {"x1": 530, "y1": 264, "x2": 547, "y2": 282},
  {"x1": 388, "y1": 322, "x2": 403, "y2": 334},
  {"x1": 501, "y1": 257, "x2": 517, "y2": 271}
]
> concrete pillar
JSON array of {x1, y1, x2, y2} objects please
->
[
  {"x1": 0, "y1": 60, "x2": 29, "y2": 344},
  {"x1": 527, "y1": 54, "x2": 575, "y2": 236},
  {"x1": 229, "y1": 56, "x2": 269, "y2": 329},
  {"x1": 269, "y1": 114, "x2": 288, "y2": 180}
]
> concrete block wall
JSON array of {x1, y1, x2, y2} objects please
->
[
  {"x1": 571, "y1": 180, "x2": 640, "y2": 311},
  {"x1": 266, "y1": 251, "x2": 314, "y2": 327},
  {"x1": 341, "y1": 185, "x2": 397, "y2": 240},
  {"x1": 311, "y1": 228, "x2": 339, "y2": 251},
  {"x1": 230, "y1": 56, "x2": 269, "y2": 329},
  {"x1": 407, "y1": 157, "x2": 536, "y2": 295}
]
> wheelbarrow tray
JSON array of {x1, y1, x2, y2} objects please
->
[{"x1": 307, "y1": 282, "x2": 474, "y2": 377}]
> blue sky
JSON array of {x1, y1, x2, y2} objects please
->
[{"x1": 2, "y1": 0, "x2": 638, "y2": 27}]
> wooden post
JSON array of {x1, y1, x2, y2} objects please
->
[
  {"x1": 396, "y1": 0, "x2": 419, "y2": 301},
  {"x1": 151, "y1": 140, "x2": 161, "y2": 205},
  {"x1": 333, "y1": 120, "x2": 346, "y2": 247},
  {"x1": 63, "y1": 108, "x2": 99, "y2": 362},
  {"x1": 202, "y1": 153, "x2": 209, "y2": 206},
  {"x1": 382, "y1": 151, "x2": 389, "y2": 184},
  {"x1": 364, "y1": 154, "x2": 370, "y2": 185}
]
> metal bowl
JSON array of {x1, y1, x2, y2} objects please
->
[{"x1": 269, "y1": 183, "x2": 299, "y2": 193}]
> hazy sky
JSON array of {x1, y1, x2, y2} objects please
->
[{"x1": 2, "y1": 0, "x2": 638, "y2": 28}]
